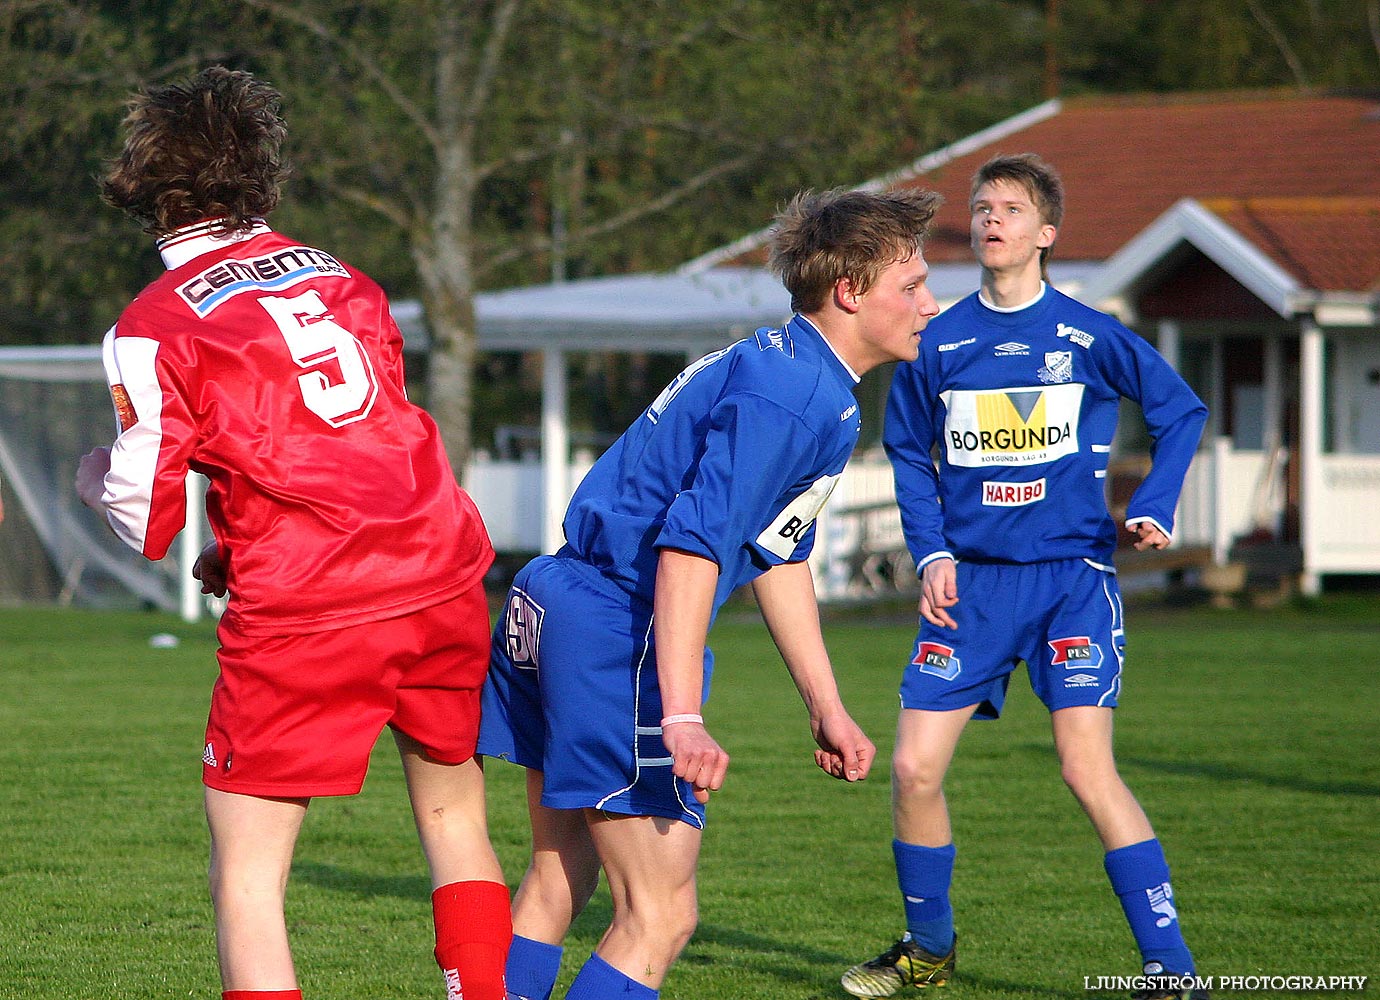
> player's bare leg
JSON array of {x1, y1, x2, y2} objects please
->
[
  {"x1": 204, "y1": 787, "x2": 308, "y2": 991},
  {"x1": 891, "y1": 705, "x2": 977, "y2": 845},
  {"x1": 1053, "y1": 706, "x2": 1198, "y2": 988},
  {"x1": 842, "y1": 707, "x2": 975, "y2": 997},
  {"x1": 1051, "y1": 705, "x2": 1154, "y2": 850},
  {"x1": 395, "y1": 731, "x2": 510, "y2": 1000},
  {"x1": 512, "y1": 769, "x2": 602, "y2": 942},
  {"x1": 583, "y1": 811, "x2": 701, "y2": 990},
  {"x1": 396, "y1": 731, "x2": 504, "y2": 885}
]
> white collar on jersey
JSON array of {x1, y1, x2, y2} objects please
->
[
  {"x1": 977, "y1": 281, "x2": 1047, "y2": 314},
  {"x1": 156, "y1": 218, "x2": 273, "y2": 271}
]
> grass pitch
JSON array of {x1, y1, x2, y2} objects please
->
[{"x1": 0, "y1": 596, "x2": 1376, "y2": 998}]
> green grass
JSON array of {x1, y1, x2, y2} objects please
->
[{"x1": 1, "y1": 597, "x2": 1377, "y2": 998}]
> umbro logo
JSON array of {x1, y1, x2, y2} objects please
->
[{"x1": 994, "y1": 341, "x2": 1029, "y2": 356}]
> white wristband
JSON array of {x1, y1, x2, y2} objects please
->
[{"x1": 660, "y1": 713, "x2": 704, "y2": 727}]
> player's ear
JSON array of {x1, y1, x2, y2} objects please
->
[
  {"x1": 834, "y1": 276, "x2": 863, "y2": 314},
  {"x1": 1037, "y1": 223, "x2": 1057, "y2": 249}
]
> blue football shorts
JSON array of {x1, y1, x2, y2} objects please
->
[
  {"x1": 900, "y1": 557, "x2": 1126, "y2": 720},
  {"x1": 477, "y1": 552, "x2": 710, "y2": 828}
]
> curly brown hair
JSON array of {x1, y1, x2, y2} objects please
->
[
  {"x1": 101, "y1": 66, "x2": 290, "y2": 237},
  {"x1": 768, "y1": 188, "x2": 942, "y2": 315}
]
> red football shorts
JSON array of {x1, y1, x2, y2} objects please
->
[{"x1": 202, "y1": 582, "x2": 491, "y2": 797}]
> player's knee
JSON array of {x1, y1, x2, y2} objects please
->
[
  {"x1": 617, "y1": 884, "x2": 698, "y2": 958},
  {"x1": 1059, "y1": 755, "x2": 1121, "y2": 800},
  {"x1": 522, "y1": 854, "x2": 601, "y2": 919},
  {"x1": 660, "y1": 890, "x2": 699, "y2": 955},
  {"x1": 891, "y1": 753, "x2": 944, "y2": 802}
]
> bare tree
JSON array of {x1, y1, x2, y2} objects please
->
[{"x1": 231, "y1": 0, "x2": 797, "y2": 469}]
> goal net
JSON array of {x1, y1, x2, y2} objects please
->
[{"x1": 0, "y1": 345, "x2": 212, "y2": 618}]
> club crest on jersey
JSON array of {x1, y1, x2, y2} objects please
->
[
  {"x1": 912, "y1": 641, "x2": 961, "y2": 681},
  {"x1": 503, "y1": 587, "x2": 545, "y2": 670},
  {"x1": 940, "y1": 384, "x2": 1083, "y2": 468},
  {"x1": 1048, "y1": 636, "x2": 1103, "y2": 671},
  {"x1": 176, "y1": 245, "x2": 349, "y2": 317},
  {"x1": 1037, "y1": 351, "x2": 1073, "y2": 384}
]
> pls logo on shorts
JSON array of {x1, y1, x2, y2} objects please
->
[
  {"x1": 913, "y1": 641, "x2": 962, "y2": 681},
  {"x1": 1048, "y1": 636, "x2": 1103, "y2": 669}
]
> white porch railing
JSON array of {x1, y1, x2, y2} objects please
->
[
  {"x1": 1175, "y1": 440, "x2": 1286, "y2": 563},
  {"x1": 1311, "y1": 456, "x2": 1380, "y2": 573},
  {"x1": 1175, "y1": 442, "x2": 1380, "y2": 578}
]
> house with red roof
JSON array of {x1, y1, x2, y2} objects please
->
[{"x1": 684, "y1": 89, "x2": 1380, "y2": 596}]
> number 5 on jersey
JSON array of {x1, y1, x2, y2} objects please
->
[{"x1": 261, "y1": 289, "x2": 379, "y2": 427}]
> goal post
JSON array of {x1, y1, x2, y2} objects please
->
[{"x1": 0, "y1": 345, "x2": 211, "y2": 621}]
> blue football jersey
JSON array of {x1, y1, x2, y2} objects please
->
[
  {"x1": 563, "y1": 314, "x2": 863, "y2": 613},
  {"x1": 885, "y1": 286, "x2": 1208, "y2": 566}
]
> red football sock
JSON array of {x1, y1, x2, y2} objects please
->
[
  {"x1": 222, "y1": 992, "x2": 302, "y2": 999},
  {"x1": 432, "y1": 879, "x2": 513, "y2": 1000}
]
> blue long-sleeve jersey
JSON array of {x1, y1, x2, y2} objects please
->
[
  {"x1": 884, "y1": 286, "x2": 1207, "y2": 567},
  {"x1": 563, "y1": 314, "x2": 863, "y2": 613}
]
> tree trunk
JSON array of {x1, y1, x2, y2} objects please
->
[{"x1": 417, "y1": 269, "x2": 478, "y2": 476}]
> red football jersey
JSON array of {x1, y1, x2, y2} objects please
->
[{"x1": 99, "y1": 220, "x2": 493, "y2": 634}]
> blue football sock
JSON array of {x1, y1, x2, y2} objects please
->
[
  {"x1": 1104, "y1": 839, "x2": 1195, "y2": 974},
  {"x1": 505, "y1": 934, "x2": 564, "y2": 1000},
  {"x1": 564, "y1": 952, "x2": 657, "y2": 1000},
  {"x1": 894, "y1": 839, "x2": 956, "y2": 956}
]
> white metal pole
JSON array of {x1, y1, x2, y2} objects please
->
[
  {"x1": 1299, "y1": 320, "x2": 1324, "y2": 596},
  {"x1": 1212, "y1": 435, "x2": 1231, "y2": 566},
  {"x1": 541, "y1": 347, "x2": 569, "y2": 555}
]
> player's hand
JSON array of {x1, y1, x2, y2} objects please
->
[
  {"x1": 919, "y1": 557, "x2": 958, "y2": 629},
  {"x1": 661, "y1": 720, "x2": 729, "y2": 804},
  {"x1": 75, "y1": 447, "x2": 112, "y2": 510},
  {"x1": 1128, "y1": 521, "x2": 1170, "y2": 551},
  {"x1": 193, "y1": 540, "x2": 228, "y2": 597},
  {"x1": 810, "y1": 710, "x2": 876, "y2": 783}
]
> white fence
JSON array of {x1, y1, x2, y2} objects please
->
[
  {"x1": 1311, "y1": 455, "x2": 1380, "y2": 573},
  {"x1": 1175, "y1": 440, "x2": 1380, "y2": 576}
]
